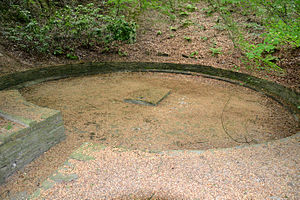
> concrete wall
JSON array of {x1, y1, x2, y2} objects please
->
[{"x1": 0, "y1": 91, "x2": 66, "y2": 184}]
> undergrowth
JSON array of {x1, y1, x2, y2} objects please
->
[
  {"x1": 1, "y1": 3, "x2": 137, "y2": 58},
  {"x1": 205, "y1": 0, "x2": 300, "y2": 71},
  {"x1": 0, "y1": 0, "x2": 299, "y2": 71},
  {"x1": 0, "y1": 0, "x2": 197, "y2": 58}
]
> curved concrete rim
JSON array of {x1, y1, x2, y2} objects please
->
[{"x1": 0, "y1": 62, "x2": 299, "y2": 151}]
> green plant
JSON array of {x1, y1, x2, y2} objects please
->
[
  {"x1": 200, "y1": 36, "x2": 208, "y2": 41},
  {"x1": 170, "y1": 26, "x2": 177, "y2": 31},
  {"x1": 205, "y1": 0, "x2": 299, "y2": 71},
  {"x1": 66, "y1": 53, "x2": 79, "y2": 60},
  {"x1": 210, "y1": 47, "x2": 222, "y2": 56},
  {"x1": 53, "y1": 47, "x2": 64, "y2": 56},
  {"x1": 5, "y1": 122, "x2": 12, "y2": 130},
  {"x1": 197, "y1": 24, "x2": 206, "y2": 31},
  {"x1": 9, "y1": 4, "x2": 32, "y2": 22},
  {"x1": 106, "y1": 0, "x2": 194, "y2": 21},
  {"x1": 181, "y1": 19, "x2": 193, "y2": 28},
  {"x1": 106, "y1": 16, "x2": 137, "y2": 43},
  {"x1": 189, "y1": 51, "x2": 199, "y2": 58},
  {"x1": 201, "y1": 7, "x2": 215, "y2": 16},
  {"x1": 211, "y1": 39, "x2": 217, "y2": 48},
  {"x1": 186, "y1": 4, "x2": 197, "y2": 12},
  {"x1": 168, "y1": 34, "x2": 175, "y2": 39},
  {"x1": 106, "y1": 0, "x2": 141, "y2": 17},
  {"x1": 179, "y1": 11, "x2": 189, "y2": 17},
  {"x1": 157, "y1": 30, "x2": 162, "y2": 35},
  {"x1": 213, "y1": 24, "x2": 226, "y2": 31},
  {"x1": 184, "y1": 36, "x2": 191, "y2": 42},
  {"x1": 244, "y1": 22, "x2": 264, "y2": 31},
  {"x1": 4, "y1": 3, "x2": 137, "y2": 56},
  {"x1": 232, "y1": 65, "x2": 240, "y2": 71},
  {"x1": 118, "y1": 49, "x2": 128, "y2": 57}
]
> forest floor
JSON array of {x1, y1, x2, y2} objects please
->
[{"x1": 0, "y1": 1, "x2": 299, "y2": 199}]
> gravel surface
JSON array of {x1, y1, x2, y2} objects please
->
[{"x1": 32, "y1": 133, "x2": 300, "y2": 200}]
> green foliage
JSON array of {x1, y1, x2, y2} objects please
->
[
  {"x1": 0, "y1": 121, "x2": 13, "y2": 130},
  {"x1": 1, "y1": 0, "x2": 200, "y2": 58},
  {"x1": 181, "y1": 19, "x2": 193, "y2": 27},
  {"x1": 106, "y1": 0, "x2": 142, "y2": 17},
  {"x1": 201, "y1": 7, "x2": 215, "y2": 16},
  {"x1": 170, "y1": 26, "x2": 177, "y2": 31},
  {"x1": 118, "y1": 49, "x2": 128, "y2": 57},
  {"x1": 206, "y1": 0, "x2": 300, "y2": 71},
  {"x1": 185, "y1": 4, "x2": 197, "y2": 12},
  {"x1": 179, "y1": 11, "x2": 189, "y2": 17},
  {"x1": 200, "y1": 36, "x2": 208, "y2": 41},
  {"x1": 169, "y1": 34, "x2": 175, "y2": 38},
  {"x1": 9, "y1": 4, "x2": 32, "y2": 22},
  {"x1": 210, "y1": 47, "x2": 222, "y2": 56},
  {"x1": 6, "y1": 123, "x2": 12, "y2": 130},
  {"x1": 104, "y1": 0, "x2": 199, "y2": 23},
  {"x1": 4, "y1": 3, "x2": 136, "y2": 57},
  {"x1": 0, "y1": 0, "x2": 45, "y2": 22},
  {"x1": 197, "y1": 24, "x2": 206, "y2": 30},
  {"x1": 184, "y1": 36, "x2": 191, "y2": 42},
  {"x1": 189, "y1": 51, "x2": 198, "y2": 58},
  {"x1": 232, "y1": 65, "x2": 240, "y2": 71},
  {"x1": 243, "y1": 22, "x2": 264, "y2": 31},
  {"x1": 66, "y1": 53, "x2": 79, "y2": 60},
  {"x1": 211, "y1": 38, "x2": 217, "y2": 48},
  {"x1": 106, "y1": 16, "x2": 137, "y2": 43},
  {"x1": 106, "y1": 0, "x2": 189, "y2": 19},
  {"x1": 213, "y1": 24, "x2": 226, "y2": 31}
]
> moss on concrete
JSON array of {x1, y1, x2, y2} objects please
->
[
  {"x1": 0, "y1": 90, "x2": 66, "y2": 184},
  {"x1": 50, "y1": 173, "x2": 78, "y2": 183}
]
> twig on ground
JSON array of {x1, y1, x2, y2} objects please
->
[
  {"x1": 221, "y1": 96, "x2": 252, "y2": 144},
  {"x1": 147, "y1": 193, "x2": 155, "y2": 200}
]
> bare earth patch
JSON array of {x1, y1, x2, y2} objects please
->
[{"x1": 20, "y1": 72, "x2": 297, "y2": 151}]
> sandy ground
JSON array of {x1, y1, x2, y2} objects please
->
[{"x1": 20, "y1": 72, "x2": 296, "y2": 151}]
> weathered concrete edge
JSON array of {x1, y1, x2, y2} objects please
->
[
  {"x1": 0, "y1": 109, "x2": 62, "y2": 144},
  {"x1": 0, "y1": 90, "x2": 63, "y2": 143},
  {"x1": 0, "y1": 111, "x2": 33, "y2": 127},
  {"x1": 0, "y1": 62, "x2": 298, "y2": 117},
  {"x1": 0, "y1": 91, "x2": 66, "y2": 184},
  {"x1": 54, "y1": 131, "x2": 300, "y2": 160},
  {"x1": 0, "y1": 119, "x2": 66, "y2": 185},
  {"x1": 162, "y1": 132, "x2": 300, "y2": 156}
]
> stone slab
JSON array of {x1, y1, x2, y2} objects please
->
[{"x1": 124, "y1": 88, "x2": 171, "y2": 106}]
